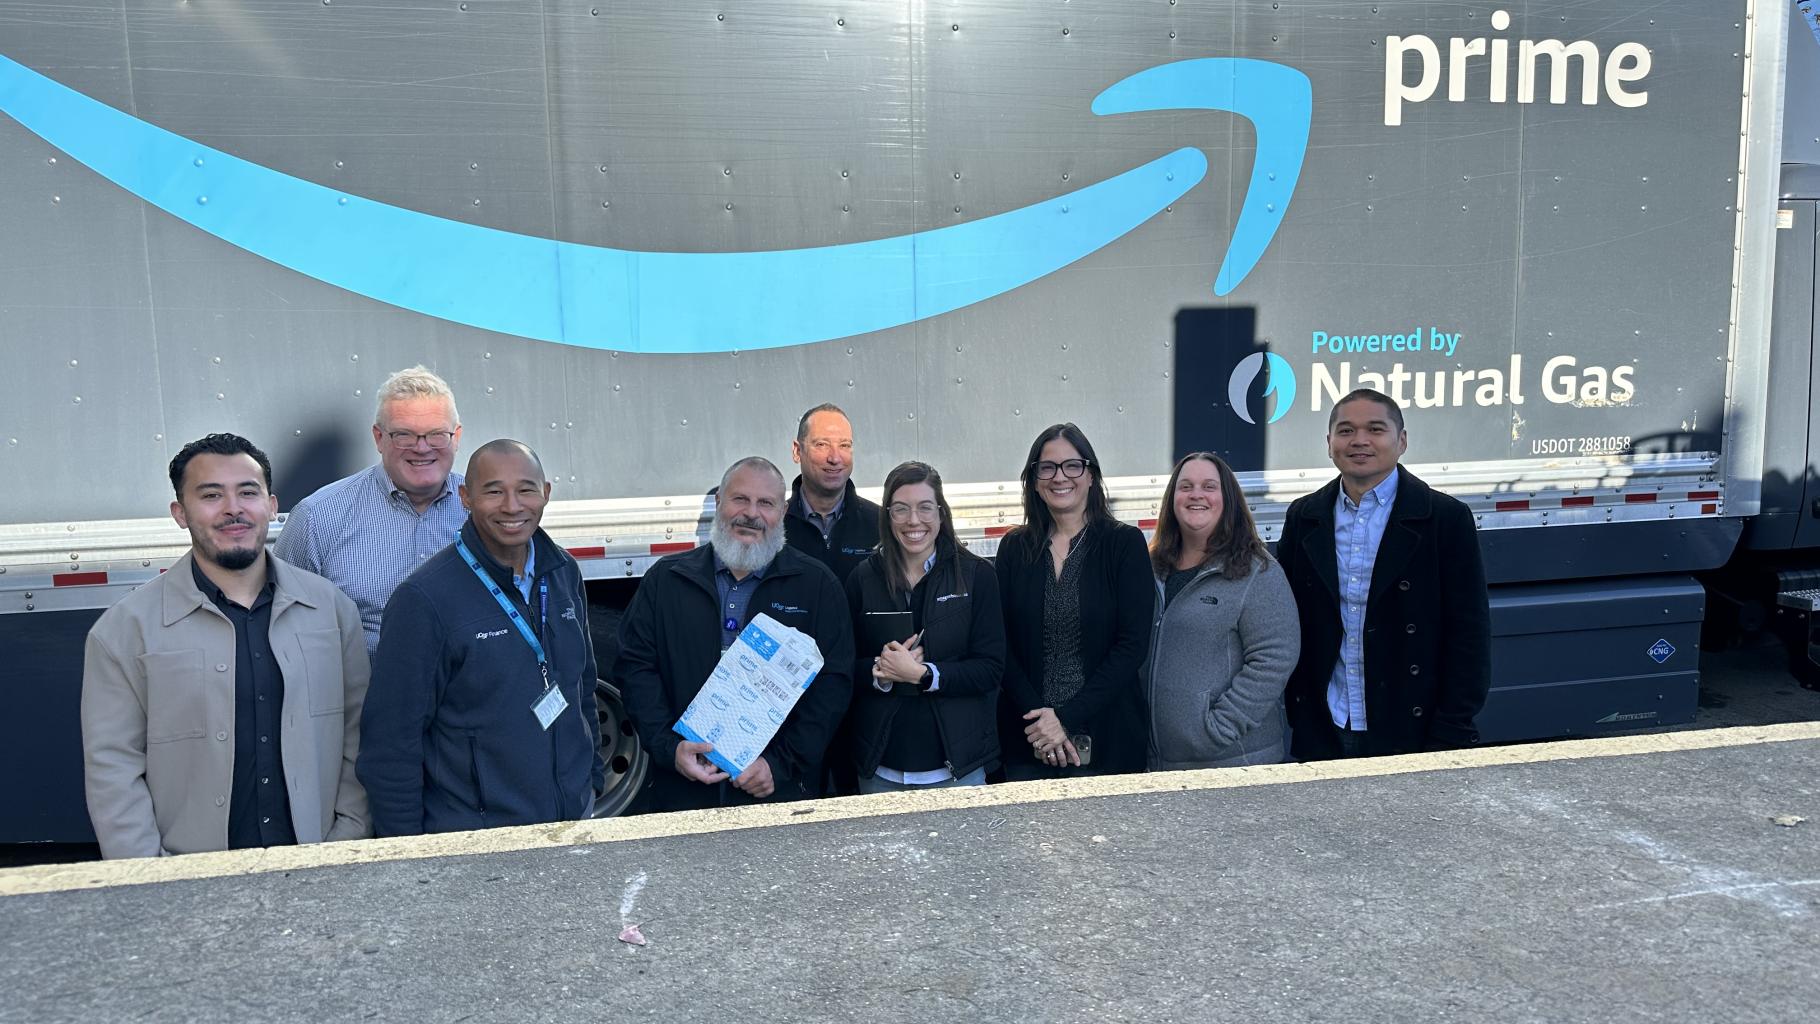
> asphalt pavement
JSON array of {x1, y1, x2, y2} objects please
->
[{"x1": 1, "y1": 726, "x2": 1816, "y2": 1024}]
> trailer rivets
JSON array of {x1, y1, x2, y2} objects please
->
[
  {"x1": 72, "y1": 395, "x2": 81, "y2": 404},
  {"x1": 47, "y1": 157, "x2": 56, "y2": 165},
  {"x1": 51, "y1": 195, "x2": 60, "y2": 204},
  {"x1": 338, "y1": 197, "x2": 348, "y2": 205},
  {"x1": 485, "y1": 386, "x2": 495, "y2": 395},
  {"x1": 196, "y1": 196, "x2": 208, "y2": 205}
]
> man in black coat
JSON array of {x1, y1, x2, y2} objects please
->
[
  {"x1": 1277, "y1": 389, "x2": 1491, "y2": 760},
  {"x1": 784, "y1": 403, "x2": 881, "y2": 584},
  {"x1": 616, "y1": 456, "x2": 855, "y2": 812},
  {"x1": 783, "y1": 403, "x2": 879, "y2": 794}
]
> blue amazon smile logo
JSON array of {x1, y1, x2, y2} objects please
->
[
  {"x1": 1228, "y1": 352, "x2": 1297, "y2": 425},
  {"x1": 0, "y1": 54, "x2": 1311, "y2": 355}
]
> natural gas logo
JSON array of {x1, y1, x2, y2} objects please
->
[{"x1": 1227, "y1": 352, "x2": 1297, "y2": 426}]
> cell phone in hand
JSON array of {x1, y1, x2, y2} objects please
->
[{"x1": 1070, "y1": 733, "x2": 1093, "y2": 767}]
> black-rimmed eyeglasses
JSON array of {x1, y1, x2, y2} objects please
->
[{"x1": 1030, "y1": 459, "x2": 1090, "y2": 480}]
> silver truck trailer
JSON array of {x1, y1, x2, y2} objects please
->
[{"x1": 0, "y1": 0, "x2": 1803, "y2": 842}]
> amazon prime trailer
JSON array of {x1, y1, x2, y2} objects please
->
[{"x1": 0, "y1": 0, "x2": 1808, "y2": 843}]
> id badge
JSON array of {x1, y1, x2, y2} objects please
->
[{"x1": 531, "y1": 684, "x2": 569, "y2": 730}]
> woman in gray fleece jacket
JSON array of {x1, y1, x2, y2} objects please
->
[{"x1": 1145, "y1": 452, "x2": 1300, "y2": 770}]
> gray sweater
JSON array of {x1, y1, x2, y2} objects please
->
[{"x1": 1144, "y1": 557, "x2": 1301, "y2": 771}]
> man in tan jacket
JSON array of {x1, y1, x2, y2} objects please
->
[{"x1": 82, "y1": 434, "x2": 371, "y2": 858}]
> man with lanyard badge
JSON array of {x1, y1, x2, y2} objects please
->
[{"x1": 359, "y1": 440, "x2": 603, "y2": 835}]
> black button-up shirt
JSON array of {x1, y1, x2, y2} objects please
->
[{"x1": 192, "y1": 559, "x2": 296, "y2": 849}]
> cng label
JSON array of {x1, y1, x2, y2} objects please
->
[{"x1": 1647, "y1": 638, "x2": 1676, "y2": 664}]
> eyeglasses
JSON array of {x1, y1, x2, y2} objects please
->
[
  {"x1": 887, "y1": 501, "x2": 940, "y2": 523},
  {"x1": 384, "y1": 430, "x2": 456, "y2": 450},
  {"x1": 1031, "y1": 459, "x2": 1091, "y2": 480}
]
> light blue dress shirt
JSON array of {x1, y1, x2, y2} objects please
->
[
  {"x1": 273, "y1": 463, "x2": 467, "y2": 657},
  {"x1": 1327, "y1": 467, "x2": 1399, "y2": 731},
  {"x1": 513, "y1": 544, "x2": 536, "y2": 605}
]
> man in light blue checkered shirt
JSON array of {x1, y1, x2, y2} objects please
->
[{"x1": 274, "y1": 367, "x2": 467, "y2": 656}]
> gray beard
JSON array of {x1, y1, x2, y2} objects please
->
[{"x1": 709, "y1": 517, "x2": 785, "y2": 575}]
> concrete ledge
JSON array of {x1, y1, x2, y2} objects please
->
[{"x1": 6, "y1": 720, "x2": 1817, "y2": 898}]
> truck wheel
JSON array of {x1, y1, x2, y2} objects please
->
[{"x1": 590, "y1": 677, "x2": 648, "y2": 819}]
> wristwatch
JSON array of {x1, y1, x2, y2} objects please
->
[{"x1": 915, "y1": 665, "x2": 935, "y2": 692}]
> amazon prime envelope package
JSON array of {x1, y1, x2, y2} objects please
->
[{"x1": 673, "y1": 613, "x2": 824, "y2": 777}]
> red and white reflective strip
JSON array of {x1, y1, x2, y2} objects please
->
[{"x1": 1486, "y1": 490, "x2": 1721, "y2": 515}]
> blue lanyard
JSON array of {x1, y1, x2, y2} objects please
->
[{"x1": 456, "y1": 538, "x2": 550, "y2": 688}]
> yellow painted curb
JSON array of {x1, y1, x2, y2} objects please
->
[{"x1": 5, "y1": 720, "x2": 1818, "y2": 898}]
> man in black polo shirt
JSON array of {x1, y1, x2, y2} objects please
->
[{"x1": 617, "y1": 456, "x2": 855, "y2": 812}]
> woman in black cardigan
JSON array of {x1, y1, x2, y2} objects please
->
[
  {"x1": 845, "y1": 461, "x2": 1006, "y2": 792},
  {"x1": 996, "y1": 423, "x2": 1154, "y2": 779}
]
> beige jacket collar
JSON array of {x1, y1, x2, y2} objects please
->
[{"x1": 160, "y1": 550, "x2": 319, "y2": 628}]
